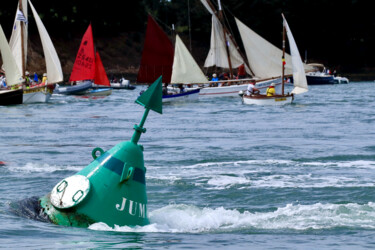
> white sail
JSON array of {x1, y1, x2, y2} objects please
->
[
  {"x1": 9, "y1": 0, "x2": 28, "y2": 75},
  {"x1": 28, "y1": 0, "x2": 63, "y2": 83},
  {"x1": 283, "y1": 15, "x2": 308, "y2": 94},
  {"x1": 235, "y1": 17, "x2": 314, "y2": 79},
  {"x1": 0, "y1": 25, "x2": 24, "y2": 86},
  {"x1": 235, "y1": 17, "x2": 294, "y2": 79},
  {"x1": 204, "y1": 15, "x2": 245, "y2": 69},
  {"x1": 171, "y1": 35, "x2": 209, "y2": 84}
]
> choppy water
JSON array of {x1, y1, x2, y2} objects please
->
[{"x1": 1, "y1": 82, "x2": 375, "y2": 249}]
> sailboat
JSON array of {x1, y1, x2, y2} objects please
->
[
  {"x1": 197, "y1": 0, "x2": 281, "y2": 97},
  {"x1": 8, "y1": 0, "x2": 63, "y2": 104},
  {"x1": 88, "y1": 51, "x2": 112, "y2": 96},
  {"x1": 137, "y1": 15, "x2": 202, "y2": 102},
  {"x1": 0, "y1": 25, "x2": 23, "y2": 105},
  {"x1": 239, "y1": 14, "x2": 308, "y2": 105},
  {"x1": 55, "y1": 24, "x2": 112, "y2": 96}
]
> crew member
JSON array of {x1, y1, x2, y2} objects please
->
[{"x1": 266, "y1": 83, "x2": 276, "y2": 96}]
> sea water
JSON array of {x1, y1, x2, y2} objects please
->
[{"x1": 1, "y1": 82, "x2": 375, "y2": 249}]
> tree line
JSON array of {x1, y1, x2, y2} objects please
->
[{"x1": 0, "y1": 0, "x2": 374, "y2": 73}]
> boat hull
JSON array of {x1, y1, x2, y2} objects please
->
[
  {"x1": 306, "y1": 74, "x2": 335, "y2": 85},
  {"x1": 333, "y1": 77, "x2": 349, "y2": 84},
  {"x1": 88, "y1": 88, "x2": 112, "y2": 96},
  {"x1": 163, "y1": 89, "x2": 200, "y2": 102},
  {"x1": 242, "y1": 94, "x2": 294, "y2": 105},
  {"x1": 92, "y1": 82, "x2": 136, "y2": 90},
  {"x1": 54, "y1": 81, "x2": 93, "y2": 95},
  {"x1": 0, "y1": 89, "x2": 23, "y2": 105},
  {"x1": 23, "y1": 87, "x2": 53, "y2": 104},
  {"x1": 198, "y1": 78, "x2": 281, "y2": 97}
]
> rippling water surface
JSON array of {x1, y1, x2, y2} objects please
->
[{"x1": 1, "y1": 82, "x2": 375, "y2": 249}]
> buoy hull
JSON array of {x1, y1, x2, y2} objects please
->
[{"x1": 39, "y1": 141, "x2": 149, "y2": 227}]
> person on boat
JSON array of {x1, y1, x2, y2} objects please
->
[
  {"x1": 178, "y1": 85, "x2": 185, "y2": 93},
  {"x1": 42, "y1": 73, "x2": 47, "y2": 84},
  {"x1": 219, "y1": 72, "x2": 229, "y2": 87},
  {"x1": 33, "y1": 72, "x2": 39, "y2": 83},
  {"x1": 162, "y1": 83, "x2": 169, "y2": 96},
  {"x1": 0, "y1": 74, "x2": 6, "y2": 89},
  {"x1": 211, "y1": 73, "x2": 218, "y2": 82},
  {"x1": 246, "y1": 80, "x2": 260, "y2": 95},
  {"x1": 210, "y1": 73, "x2": 219, "y2": 87},
  {"x1": 237, "y1": 64, "x2": 246, "y2": 79},
  {"x1": 266, "y1": 83, "x2": 276, "y2": 97},
  {"x1": 24, "y1": 71, "x2": 31, "y2": 89}
]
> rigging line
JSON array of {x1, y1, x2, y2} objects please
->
[
  {"x1": 188, "y1": 0, "x2": 192, "y2": 52},
  {"x1": 222, "y1": 6, "x2": 236, "y2": 41}
]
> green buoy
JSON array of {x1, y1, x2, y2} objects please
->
[{"x1": 39, "y1": 76, "x2": 163, "y2": 227}]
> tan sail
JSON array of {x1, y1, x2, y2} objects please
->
[
  {"x1": 204, "y1": 15, "x2": 245, "y2": 70},
  {"x1": 283, "y1": 15, "x2": 308, "y2": 94},
  {"x1": 28, "y1": 0, "x2": 63, "y2": 83},
  {"x1": 9, "y1": 0, "x2": 28, "y2": 75},
  {"x1": 235, "y1": 17, "x2": 313, "y2": 79},
  {"x1": 171, "y1": 35, "x2": 209, "y2": 84},
  {"x1": 0, "y1": 25, "x2": 24, "y2": 85}
]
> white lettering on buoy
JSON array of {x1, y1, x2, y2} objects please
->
[
  {"x1": 129, "y1": 200, "x2": 137, "y2": 216},
  {"x1": 116, "y1": 197, "x2": 127, "y2": 211},
  {"x1": 138, "y1": 203, "x2": 146, "y2": 218},
  {"x1": 115, "y1": 197, "x2": 146, "y2": 218}
]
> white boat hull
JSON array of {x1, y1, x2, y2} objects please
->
[
  {"x1": 242, "y1": 94, "x2": 293, "y2": 105},
  {"x1": 23, "y1": 87, "x2": 53, "y2": 104},
  {"x1": 333, "y1": 76, "x2": 349, "y2": 84},
  {"x1": 198, "y1": 78, "x2": 281, "y2": 97}
]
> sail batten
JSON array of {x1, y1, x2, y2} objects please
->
[{"x1": 171, "y1": 35, "x2": 208, "y2": 84}]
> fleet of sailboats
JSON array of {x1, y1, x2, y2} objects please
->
[
  {"x1": 0, "y1": 0, "x2": 342, "y2": 106},
  {"x1": 10, "y1": 0, "x2": 63, "y2": 104},
  {"x1": 54, "y1": 24, "x2": 112, "y2": 96},
  {"x1": 196, "y1": 0, "x2": 283, "y2": 97}
]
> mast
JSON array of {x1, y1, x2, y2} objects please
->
[
  {"x1": 187, "y1": 0, "x2": 192, "y2": 52},
  {"x1": 19, "y1": 0, "x2": 25, "y2": 79},
  {"x1": 217, "y1": 0, "x2": 233, "y2": 78},
  {"x1": 281, "y1": 21, "x2": 286, "y2": 96}
]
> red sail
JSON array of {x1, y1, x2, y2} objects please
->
[
  {"x1": 94, "y1": 52, "x2": 110, "y2": 86},
  {"x1": 69, "y1": 24, "x2": 95, "y2": 82},
  {"x1": 137, "y1": 15, "x2": 174, "y2": 84}
]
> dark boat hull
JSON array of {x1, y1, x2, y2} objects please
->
[
  {"x1": 0, "y1": 89, "x2": 23, "y2": 106},
  {"x1": 306, "y1": 75, "x2": 335, "y2": 85}
]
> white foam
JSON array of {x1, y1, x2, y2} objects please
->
[
  {"x1": 89, "y1": 202, "x2": 375, "y2": 233},
  {"x1": 5, "y1": 162, "x2": 82, "y2": 173},
  {"x1": 206, "y1": 175, "x2": 251, "y2": 189},
  {"x1": 146, "y1": 159, "x2": 375, "y2": 189}
]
